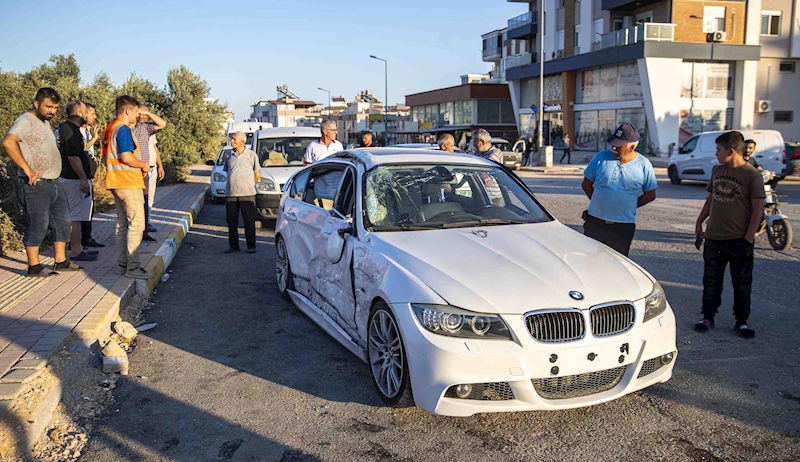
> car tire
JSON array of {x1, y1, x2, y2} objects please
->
[
  {"x1": 367, "y1": 301, "x2": 414, "y2": 408},
  {"x1": 668, "y1": 166, "x2": 682, "y2": 185},
  {"x1": 275, "y1": 236, "x2": 294, "y2": 300}
]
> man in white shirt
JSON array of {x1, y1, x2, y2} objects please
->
[
  {"x1": 79, "y1": 102, "x2": 103, "y2": 248},
  {"x1": 303, "y1": 120, "x2": 343, "y2": 164}
]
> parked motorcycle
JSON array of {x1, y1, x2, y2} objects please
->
[{"x1": 757, "y1": 170, "x2": 792, "y2": 250}]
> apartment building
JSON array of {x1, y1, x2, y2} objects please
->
[
  {"x1": 496, "y1": 0, "x2": 799, "y2": 155},
  {"x1": 249, "y1": 98, "x2": 323, "y2": 128},
  {"x1": 482, "y1": 28, "x2": 533, "y2": 82}
]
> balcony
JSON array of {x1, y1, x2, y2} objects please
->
[
  {"x1": 599, "y1": 23, "x2": 675, "y2": 50},
  {"x1": 482, "y1": 46, "x2": 503, "y2": 61},
  {"x1": 507, "y1": 11, "x2": 538, "y2": 40},
  {"x1": 505, "y1": 52, "x2": 534, "y2": 69},
  {"x1": 573, "y1": 46, "x2": 581, "y2": 55}
]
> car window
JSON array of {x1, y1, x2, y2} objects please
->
[
  {"x1": 679, "y1": 137, "x2": 698, "y2": 154},
  {"x1": 289, "y1": 169, "x2": 311, "y2": 200},
  {"x1": 334, "y1": 168, "x2": 356, "y2": 219},
  {"x1": 303, "y1": 166, "x2": 345, "y2": 211},
  {"x1": 364, "y1": 164, "x2": 551, "y2": 230}
]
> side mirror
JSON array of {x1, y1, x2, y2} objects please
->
[
  {"x1": 205, "y1": 160, "x2": 215, "y2": 166},
  {"x1": 327, "y1": 231, "x2": 345, "y2": 263}
]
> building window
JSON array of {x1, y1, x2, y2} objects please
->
[
  {"x1": 613, "y1": 18, "x2": 624, "y2": 31},
  {"x1": 774, "y1": 111, "x2": 793, "y2": 123},
  {"x1": 557, "y1": 0, "x2": 565, "y2": 8},
  {"x1": 703, "y1": 6, "x2": 726, "y2": 32},
  {"x1": 761, "y1": 11, "x2": 781, "y2": 36},
  {"x1": 779, "y1": 61, "x2": 795, "y2": 73},
  {"x1": 575, "y1": 31, "x2": 580, "y2": 45}
]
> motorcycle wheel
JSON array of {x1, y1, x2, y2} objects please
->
[{"x1": 767, "y1": 219, "x2": 793, "y2": 251}]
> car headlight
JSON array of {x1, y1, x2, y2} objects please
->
[
  {"x1": 255, "y1": 178, "x2": 275, "y2": 192},
  {"x1": 643, "y1": 282, "x2": 668, "y2": 323},
  {"x1": 212, "y1": 172, "x2": 226, "y2": 182},
  {"x1": 411, "y1": 304, "x2": 511, "y2": 340}
]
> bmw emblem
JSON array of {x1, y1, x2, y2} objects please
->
[{"x1": 569, "y1": 291, "x2": 584, "y2": 301}]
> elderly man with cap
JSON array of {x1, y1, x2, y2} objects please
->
[{"x1": 581, "y1": 123, "x2": 657, "y2": 256}]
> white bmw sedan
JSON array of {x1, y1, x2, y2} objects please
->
[{"x1": 274, "y1": 148, "x2": 677, "y2": 417}]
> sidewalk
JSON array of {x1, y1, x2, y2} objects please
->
[
  {"x1": 518, "y1": 154, "x2": 670, "y2": 174},
  {"x1": 0, "y1": 166, "x2": 209, "y2": 419}
]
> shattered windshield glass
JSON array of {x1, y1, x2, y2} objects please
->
[{"x1": 364, "y1": 164, "x2": 551, "y2": 231}]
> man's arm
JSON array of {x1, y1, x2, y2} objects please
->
[
  {"x1": 695, "y1": 192, "x2": 713, "y2": 236},
  {"x1": 119, "y1": 151, "x2": 150, "y2": 173},
  {"x1": 745, "y1": 198, "x2": 765, "y2": 243},
  {"x1": 637, "y1": 189, "x2": 656, "y2": 207},
  {"x1": 253, "y1": 152, "x2": 261, "y2": 182},
  {"x1": 2, "y1": 133, "x2": 39, "y2": 184},
  {"x1": 142, "y1": 111, "x2": 166, "y2": 130},
  {"x1": 88, "y1": 126, "x2": 101, "y2": 146},
  {"x1": 581, "y1": 177, "x2": 594, "y2": 199},
  {"x1": 154, "y1": 144, "x2": 165, "y2": 180}
]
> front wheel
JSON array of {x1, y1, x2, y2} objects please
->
[
  {"x1": 275, "y1": 236, "x2": 294, "y2": 299},
  {"x1": 367, "y1": 302, "x2": 414, "y2": 407},
  {"x1": 668, "y1": 166, "x2": 681, "y2": 185},
  {"x1": 767, "y1": 219, "x2": 793, "y2": 251}
]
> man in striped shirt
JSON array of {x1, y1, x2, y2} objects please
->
[{"x1": 133, "y1": 104, "x2": 166, "y2": 242}]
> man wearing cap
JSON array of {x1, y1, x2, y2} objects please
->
[{"x1": 581, "y1": 123, "x2": 657, "y2": 256}]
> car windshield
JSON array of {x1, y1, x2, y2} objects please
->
[
  {"x1": 215, "y1": 148, "x2": 233, "y2": 166},
  {"x1": 494, "y1": 142, "x2": 511, "y2": 151},
  {"x1": 364, "y1": 164, "x2": 551, "y2": 231},
  {"x1": 256, "y1": 137, "x2": 317, "y2": 167}
]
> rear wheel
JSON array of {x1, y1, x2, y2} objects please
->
[
  {"x1": 368, "y1": 302, "x2": 414, "y2": 407},
  {"x1": 767, "y1": 219, "x2": 793, "y2": 251},
  {"x1": 275, "y1": 236, "x2": 294, "y2": 299},
  {"x1": 668, "y1": 166, "x2": 682, "y2": 185}
]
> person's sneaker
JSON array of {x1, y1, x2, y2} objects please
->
[
  {"x1": 146, "y1": 225, "x2": 157, "y2": 233},
  {"x1": 113, "y1": 265, "x2": 127, "y2": 275},
  {"x1": 736, "y1": 323, "x2": 755, "y2": 339},
  {"x1": 70, "y1": 251, "x2": 97, "y2": 262},
  {"x1": 84, "y1": 249, "x2": 99, "y2": 255},
  {"x1": 695, "y1": 318, "x2": 714, "y2": 332},
  {"x1": 246, "y1": 248, "x2": 256, "y2": 254},
  {"x1": 224, "y1": 248, "x2": 240, "y2": 254},
  {"x1": 142, "y1": 233, "x2": 157, "y2": 242},
  {"x1": 125, "y1": 268, "x2": 154, "y2": 280},
  {"x1": 83, "y1": 238, "x2": 106, "y2": 248}
]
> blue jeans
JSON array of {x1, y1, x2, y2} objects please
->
[{"x1": 15, "y1": 178, "x2": 71, "y2": 246}]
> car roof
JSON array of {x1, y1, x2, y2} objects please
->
[
  {"x1": 254, "y1": 127, "x2": 321, "y2": 139},
  {"x1": 326, "y1": 147, "x2": 495, "y2": 170},
  {"x1": 491, "y1": 137, "x2": 510, "y2": 143}
]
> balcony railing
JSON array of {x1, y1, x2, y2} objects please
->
[
  {"x1": 573, "y1": 46, "x2": 581, "y2": 55},
  {"x1": 508, "y1": 11, "x2": 535, "y2": 29},
  {"x1": 599, "y1": 23, "x2": 676, "y2": 50},
  {"x1": 505, "y1": 52, "x2": 534, "y2": 69},
  {"x1": 482, "y1": 47, "x2": 502, "y2": 59}
]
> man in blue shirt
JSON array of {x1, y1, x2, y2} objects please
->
[{"x1": 581, "y1": 123, "x2": 657, "y2": 256}]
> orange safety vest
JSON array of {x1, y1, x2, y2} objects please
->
[{"x1": 102, "y1": 120, "x2": 145, "y2": 189}]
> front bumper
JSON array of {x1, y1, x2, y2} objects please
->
[
  {"x1": 256, "y1": 192, "x2": 281, "y2": 219},
  {"x1": 392, "y1": 300, "x2": 677, "y2": 416},
  {"x1": 210, "y1": 180, "x2": 226, "y2": 199}
]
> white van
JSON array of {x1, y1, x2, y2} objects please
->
[
  {"x1": 225, "y1": 122, "x2": 273, "y2": 147},
  {"x1": 250, "y1": 127, "x2": 321, "y2": 220},
  {"x1": 668, "y1": 130, "x2": 786, "y2": 184}
]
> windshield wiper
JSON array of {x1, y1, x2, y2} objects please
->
[
  {"x1": 438, "y1": 218, "x2": 528, "y2": 229},
  {"x1": 368, "y1": 224, "x2": 444, "y2": 232}
]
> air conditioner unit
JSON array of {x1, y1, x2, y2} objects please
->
[
  {"x1": 707, "y1": 31, "x2": 726, "y2": 42},
  {"x1": 556, "y1": 50, "x2": 564, "y2": 58},
  {"x1": 757, "y1": 100, "x2": 772, "y2": 113}
]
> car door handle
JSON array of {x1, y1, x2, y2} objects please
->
[
  {"x1": 689, "y1": 155, "x2": 694, "y2": 158},
  {"x1": 285, "y1": 211, "x2": 298, "y2": 221}
]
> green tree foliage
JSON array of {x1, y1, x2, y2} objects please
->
[{"x1": 0, "y1": 55, "x2": 227, "y2": 254}]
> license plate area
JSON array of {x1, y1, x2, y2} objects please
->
[{"x1": 525, "y1": 340, "x2": 643, "y2": 377}]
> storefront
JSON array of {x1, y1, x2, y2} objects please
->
[{"x1": 520, "y1": 104, "x2": 566, "y2": 148}]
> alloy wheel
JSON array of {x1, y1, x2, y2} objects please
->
[
  {"x1": 276, "y1": 238, "x2": 289, "y2": 293},
  {"x1": 368, "y1": 309, "x2": 404, "y2": 399}
]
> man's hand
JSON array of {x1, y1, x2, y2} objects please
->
[
  {"x1": 23, "y1": 168, "x2": 39, "y2": 185},
  {"x1": 157, "y1": 165, "x2": 165, "y2": 180},
  {"x1": 137, "y1": 109, "x2": 150, "y2": 116},
  {"x1": 141, "y1": 165, "x2": 149, "y2": 175},
  {"x1": 80, "y1": 179, "x2": 90, "y2": 195},
  {"x1": 695, "y1": 222, "x2": 704, "y2": 238}
]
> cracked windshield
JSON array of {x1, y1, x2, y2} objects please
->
[
  {"x1": 255, "y1": 137, "x2": 317, "y2": 167},
  {"x1": 365, "y1": 164, "x2": 551, "y2": 230}
]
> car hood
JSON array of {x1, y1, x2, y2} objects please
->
[
  {"x1": 368, "y1": 221, "x2": 654, "y2": 314},
  {"x1": 259, "y1": 166, "x2": 304, "y2": 185}
]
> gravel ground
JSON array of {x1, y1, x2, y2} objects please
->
[{"x1": 79, "y1": 171, "x2": 800, "y2": 461}]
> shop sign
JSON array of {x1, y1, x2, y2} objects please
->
[{"x1": 543, "y1": 103, "x2": 562, "y2": 112}]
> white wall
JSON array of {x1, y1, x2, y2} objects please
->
[
  {"x1": 638, "y1": 57, "x2": 682, "y2": 155},
  {"x1": 793, "y1": 0, "x2": 800, "y2": 57},
  {"x1": 732, "y1": 60, "x2": 757, "y2": 131},
  {"x1": 580, "y1": 0, "x2": 594, "y2": 52},
  {"x1": 544, "y1": 0, "x2": 557, "y2": 61}
]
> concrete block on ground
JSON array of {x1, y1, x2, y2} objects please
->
[
  {"x1": 12, "y1": 359, "x2": 47, "y2": 370},
  {"x1": 0, "y1": 383, "x2": 24, "y2": 400},
  {"x1": 0, "y1": 369, "x2": 40, "y2": 384}
]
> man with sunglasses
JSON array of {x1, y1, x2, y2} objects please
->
[{"x1": 581, "y1": 123, "x2": 657, "y2": 256}]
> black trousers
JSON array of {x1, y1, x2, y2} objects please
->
[
  {"x1": 560, "y1": 148, "x2": 571, "y2": 164},
  {"x1": 701, "y1": 238, "x2": 754, "y2": 324},
  {"x1": 226, "y1": 196, "x2": 257, "y2": 250},
  {"x1": 583, "y1": 214, "x2": 636, "y2": 256}
]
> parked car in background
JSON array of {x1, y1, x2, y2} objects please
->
[
  {"x1": 668, "y1": 130, "x2": 786, "y2": 184},
  {"x1": 207, "y1": 146, "x2": 233, "y2": 204},
  {"x1": 251, "y1": 127, "x2": 321, "y2": 222},
  {"x1": 224, "y1": 121, "x2": 272, "y2": 148},
  {"x1": 785, "y1": 142, "x2": 800, "y2": 178},
  {"x1": 274, "y1": 147, "x2": 677, "y2": 416}
]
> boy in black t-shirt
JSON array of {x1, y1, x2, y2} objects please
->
[{"x1": 57, "y1": 101, "x2": 97, "y2": 261}]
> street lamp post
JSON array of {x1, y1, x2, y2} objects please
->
[
  {"x1": 370, "y1": 55, "x2": 388, "y2": 145},
  {"x1": 538, "y1": 0, "x2": 545, "y2": 154},
  {"x1": 317, "y1": 87, "x2": 331, "y2": 116}
]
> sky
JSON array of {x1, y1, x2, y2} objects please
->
[{"x1": 0, "y1": 0, "x2": 523, "y2": 120}]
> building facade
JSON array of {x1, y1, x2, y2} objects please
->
[
  {"x1": 249, "y1": 98, "x2": 323, "y2": 128},
  {"x1": 499, "y1": 0, "x2": 799, "y2": 155}
]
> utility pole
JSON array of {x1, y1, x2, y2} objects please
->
[
  {"x1": 538, "y1": 0, "x2": 545, "y2": 152},
  {"x1": 317, "y1": 87, "x2": 331, "y2": 116},
  {"x1": 370, "y1": 55, "x2": 388, "y2": 145}
]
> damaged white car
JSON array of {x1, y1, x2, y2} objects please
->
[{"x1": 274, "y1": 148, "x2": 677, "y2": 416}]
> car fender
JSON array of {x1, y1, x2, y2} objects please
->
[{"x1": 767, "y1": 213, "x2": 788, "y2": 224}]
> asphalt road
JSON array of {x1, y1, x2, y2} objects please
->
[{"x1": 82, "y1": 171, "x2": 800, "y2": 461}]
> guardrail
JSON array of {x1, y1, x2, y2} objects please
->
[
  {"x1": 599, "y1": 23, "x2": 676, "y2": 50},
  {"x1": 505, "y1": 52, "x2": 534, "y2": 69},
  {"x1": 482, "y1": 47, "x2": 502, "y2": 59},
  {"x1": 508, "y1": 11, "x2": 536, "y2": 29}
]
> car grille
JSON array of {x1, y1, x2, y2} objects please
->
[
  {"x1": 525, "y1": 310, "x2": 585, "y2": 343},
  {"x1": 444, "y1": 382, "x2": 515, "y2": 401},
  {"x1": 637, "y1": 357, "x2": 666, "y2": 378},
  {"x1": 532, "y1": 365, "x2": 628, "y2": 400},
  {"x1": 590, "y1": 303, "x2": 635, "y2": 337}
]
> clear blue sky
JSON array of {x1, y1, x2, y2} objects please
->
[{"x1": 0, "y1": 0, "x2": 523, "y2": 120}]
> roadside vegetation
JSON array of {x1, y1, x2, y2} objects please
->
[{"x1": 0, "y1": 54, "x2": 227, "y2": 254}]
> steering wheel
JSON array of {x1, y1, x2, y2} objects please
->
[{"x1": 472, "y1": 204, "x2": 497, "y2": 215}]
